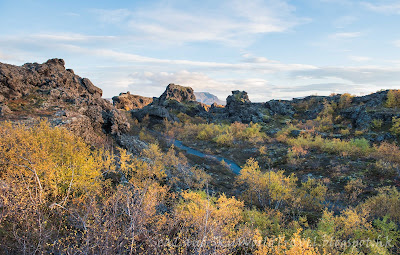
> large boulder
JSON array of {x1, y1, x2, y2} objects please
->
[
  {"x1": 225, "y1": 91, "x2": 264, "y2": 123},
  {"x1": 112, "y1": 91, "x2": 153, "y2": 110},
  {"x1": 131, "y1": 83, "x2": 210, "y2": 125},
  {"x1": 226, "y1": 90, "x2": 250, "y2": 106},
  {"x1": 131, "y1": 105, "x2": 179, "y2": 125},
  {"x1": 159, "y1": 83, "x2": 196, "y2": 103}
]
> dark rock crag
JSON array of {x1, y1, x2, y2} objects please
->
[
  {"x1": 132, "y1": 83, "x2": 208, "y2": 125},
  {"x1": 0, "y1": 58, "x2": 129, "y2": 143},
  {"x1": 159, "y1": 83, "x2": 196, "y2": 103},
  {"x1": 223, "y1": 90, "x2": 265, "y2": 123}
]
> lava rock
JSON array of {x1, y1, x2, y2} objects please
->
[
  {"x1": 265, "y1": 100, "x2": 295, "y2": 116},
  {"x1": 112, "y1": 91, "x2": 153, "y2": 110},
  {"x1": 0, "y1": 105, "x2": 11, "y2": 116},
  {"x1": 159, "y1": 83, "x2": 196, "y2": 103}
]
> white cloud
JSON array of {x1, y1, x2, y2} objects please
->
[
  {"x1": 123, "y1": 70, "x2": 367, "y2": 102},
  {"x1": 0, "y1": 51, "x2": 24, "y2": 62},
  {"x1": 31, "y1": 33, "x2": 117, "y2": 42},
  {"x1": 348, "y1": 55, "x2": 371, "y2": 62},
  {"x1": 394, "y1": 40, "x2": 400, "y2": 47},
  {"x1": 241, "y1": 53, "x2": 280, "y2": 64},
  {"x1": 363, "y1": 2, "x2": 400, "y2": 14},
  {"x1": 291, "y1": 66, "x2": 400, "y2": 85},
  {"x1": 56, "y1": 44, "x2": 317, "y2": 73},
  {"x1": 330, "y1": 32, "x2": 363, "y2": 39},
  {"x1": 93, "y1": 0, "x2": 307, "y2": 46},
  {"x1": 124, "y1": 70, "x2": 278, "y2": 101}
]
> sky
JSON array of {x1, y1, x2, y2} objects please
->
[{"x1": 1, "y1": 0, "x2": 400, "y2": 102}]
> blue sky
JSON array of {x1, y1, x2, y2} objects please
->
[{"x1": 1, "y1": 0, "x2": 400, "y2": 101}]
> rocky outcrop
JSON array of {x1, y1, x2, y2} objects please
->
[
  {"x1": 131, "y1": 105, "x2": 179, "y2": 125},
  {"x1": 226, "y1": 90, "x2": 250, "y2": 105},
  {"x1": 0, "y1": 58, "x2": 129, "y2": 141},
  {"x1": 351, "y1": 90, "x2": 388, "y2": 107},
  {"x1": 159, "y1": 83, "x2": 196, "y2": 103},
  {"x1": 224, "y1": 91, "x2": 264, "y2": 123},
  {"x1": 112, "y1": 91, "x2": 153, "y2": 110},
  {"x1": 117, "y1": 134, "x2": 149, "y2": 154},
  {"x1": 265, "y1": 100, "x2": 295, "y2": 116},
  {"x1": 132, "y1": 84, "x2": 209, "y2": 125},
  {"x1": 340, "y1": 105, "x2": 372, "y2": 130}
]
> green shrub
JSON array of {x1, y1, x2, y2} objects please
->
[
  {"x1": 287, "y1": 135, "x2": 373, "y2": 157},
  {"x1": 371, "y1": 119, "x2": 383, "y2": 129},
  {"x1": 390, "y1": 116, "x2": 400, "y2": 135}
]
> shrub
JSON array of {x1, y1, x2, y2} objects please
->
[
  {"x1": 374, "y1": 141, "x2": 400, "y2": 163},
  {"x1": 359, "y1": 186, "x2": 400, "y2": 223},
  {"x1": 165, "y1": 120, "x2": 267, "y2": 146},
  {"x1": 287, "y1": 145, "x2": 308, "y2": 164},
  {"x1": 386, "y1": 89, "x2": 400, "y2": 108},
  {"x1": 296, "y1": 179, "x2": 327, "y2": 212},
  {"x1": 339, "y1": 93, "x2": 353, "y2": 109},
  {"x1": 369, "y1": 160, "x2": 399, "y2": 179},
  {"x1": 287, "y1": 134, "x2": 373, "y2": 157},
  {"x1": 0, "y1": 121, "x2": 102, "y2": 199},
  {"x1": 390, "y1": 116, "x2": 400, "y2": 135},
  {"x1": 340, "y1": 128, "x2": 350, "y2": 135},
  {"x1": 315, "y1": 101, "x2": 335, "y2": 132},
  {"x1": 214, "y1": 132, "x2": 234, "y2": 146},
  {"x1": 344, "y1": 178, "x2": 366, "y2": 203},
  {"x1": 237, "y1": 158, "x2": 297, "y2": 210},
  {"x1": 354, "y1": 130, "x2": 365, "y2": 136},
  {"x1": 371, "y1": 119, "x2": 383, "y2": 129}
]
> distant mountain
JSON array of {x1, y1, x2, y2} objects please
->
[{"x1": 194, "y1": 92, "x2": 225, "y2": 105}]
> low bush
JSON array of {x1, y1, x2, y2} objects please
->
[{"x1": 386, "y1": 89, "x2": 400, "y2": 108}]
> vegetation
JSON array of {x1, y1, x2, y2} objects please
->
[
  {"x1": 285, "y1": 133, "x2": 373, "y2": 157},
  {"x1": 391, "y1": 116, "x2": 400, "y2": 135},
  {"x1": 163, "y1": 119, "x2": 268, "y2": 147},
  {"x1": 386, "y1": 89, "x2": 400, "y2": 108},
  {"x1": 1, "y1": 113, "x2": 400, "y2": 254},
  {"x1": 338, "y1": 93, "x2": 354, "y2": 109}
]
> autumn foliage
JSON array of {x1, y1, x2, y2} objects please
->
[{"x1": 0, "y1": 121, "x2": 399, "y2": 254}]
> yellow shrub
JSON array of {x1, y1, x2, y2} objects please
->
[
  {"x1": 214, "y1": 132, "x2": 234, "y2": 146},
  {"x1": 237, "y1": 158, "x2": 297, "y2": 209},
  {"x1": 339, "y1": 93, "x2": 353, "y2": 109},
  {"x1": 340, "y1": 128, "x2": 350, "y2": 135},
  {"x1": 386, "y1": 89, "x2": 400, "y2": 108},
  {"x1": 0, "y1": 121, "x2": 102, "y2": 200},
  {"x1": 390, "y1": 116, "x2": 400, "y2": 135}
]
